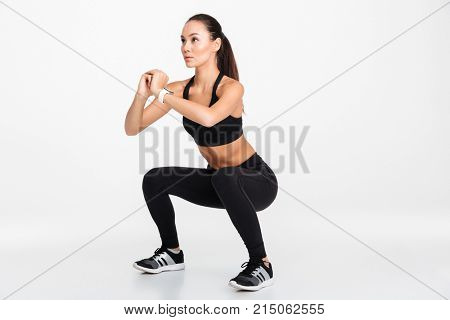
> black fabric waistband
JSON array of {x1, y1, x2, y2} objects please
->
[
  {"x1": 206, "y1": 152, "x2": 277, "y2": 185},
  {"x1": 237, "y1": 152, "x2": 263, "y2": 170},
  {"x1": 207, "y1": 152, "x2": 265, "y2": 171}
]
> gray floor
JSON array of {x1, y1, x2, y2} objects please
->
[{"x1": 2, "y1": 191, "x2": 449, "y2": 300}]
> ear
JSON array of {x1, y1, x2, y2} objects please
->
[{"x1": 214, "y1": 37, "x2": 222, "y2": 52}]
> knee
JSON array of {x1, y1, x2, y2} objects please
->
[{"x1": 142, "y1": 167, "x2": 163, "y2": 195}]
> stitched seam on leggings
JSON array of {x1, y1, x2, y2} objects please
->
[
  {"x1": 238, "y1": 170, "x2": 278, "y2": 211},
  {"x1": 245, "y1": 163, "x2": 277, "y2": 183},
  {"x1": 254, "y1": 166, "x2": 277, "y2": 190},
  {"x1": 236, "y1": 174, "x2": 259, "y2": 212},
  {"x1": 263, "y1": 172, "x2": 278, "y2": 192},
  {"x1": 239, "y1": 170, "x2": 276, "y2": 196}
]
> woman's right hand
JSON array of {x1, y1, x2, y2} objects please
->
[{"x1": 137, "y1": 70, "x2": 155, "y2": 99}]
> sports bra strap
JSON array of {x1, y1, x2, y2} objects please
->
[
  {"x1": 182, "y1": 76, "x2": 195, "y2": 99},
  {"x1": 211, "y1": 70, "x2": 224, "y2": 105},
  {"x1": 183, "y1": 70, "x2": 224, "y2": 106}
]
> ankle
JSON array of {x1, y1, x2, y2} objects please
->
[
  {"x1": 255, "y1": 256, "x2": 270, "y2": 268},
  {"x1": 167, "y1": 247, "x2": 181, "y2": 254}
]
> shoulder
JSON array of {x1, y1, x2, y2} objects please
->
[{"x1": 218, "y1": 76, "x2": 244, "y2": 97}]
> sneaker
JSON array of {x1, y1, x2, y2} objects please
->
[
  {"x1": 228, "y1": 259, "x2": 274, "y2": 291},
  {"x1": 133, "y1": 247, "x2": 185, "y2": 274}
]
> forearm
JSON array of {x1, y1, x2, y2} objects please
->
[
  {"x1": 124, "y1": 93, "x2": 147, "y2": 135},
  {"x1": 162, "y1": 93, "x2": 213, "y2": 127}
]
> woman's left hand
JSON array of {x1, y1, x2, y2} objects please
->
[{"x1": 148, "y1": 69, "x2": 169, "y2": 97}]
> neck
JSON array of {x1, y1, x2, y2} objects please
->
[{"x1": 193, "y1": 64, "x2": 221, "y2": 92}]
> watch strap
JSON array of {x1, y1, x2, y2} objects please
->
[{"x1": 158, "y1": 87, "x2": 173, "y2": 103}]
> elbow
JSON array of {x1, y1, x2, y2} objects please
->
[
  {"x1": 125, "y1": 130, "x2": 137, "y2": 136},
  {"x1": 124, "y1": 124, "x2": 139, "y2": 136},
  {"x1": 202, "y1": 115, "x2": 217, "y2": 128}
]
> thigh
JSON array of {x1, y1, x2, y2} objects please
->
[
  {"x1": 212, "y1": 166, "x2": 279, "y2": 212},
  {"x1": 144, "y1": 166, "x2": 225, "y2": 209},
  {"x1": 239, "y1": 169, "x2": 278, "y2": 211}
]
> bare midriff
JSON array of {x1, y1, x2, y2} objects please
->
[{"x1": 198, "y1": 134, "x2": 256, "y2": 170}]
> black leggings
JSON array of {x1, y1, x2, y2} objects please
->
[{"x1": 142, "y1": 152, "x2": 278, "y2": 260}]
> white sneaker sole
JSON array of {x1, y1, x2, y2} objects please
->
[
  {"x1": 228, "y1": 277, "x2": 274, "y2": 291},
  {"x1": 133, "y1": 262, "x2": 185, "y2": 274}
]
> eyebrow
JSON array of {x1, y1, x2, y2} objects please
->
[{"x1": 180, "y1": 33, "x2": 200, "y2": 37}]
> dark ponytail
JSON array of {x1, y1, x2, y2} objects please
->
[
  {"x1": 217, "y1": 33, "x2": 239, "y2": 81},
  {"x1": 186, "y1": 13, "x2": 244, "y2": 112}
]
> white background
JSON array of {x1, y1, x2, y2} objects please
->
[{"x1": 0, "y1": 0, "x2": 449, "y2": 299}]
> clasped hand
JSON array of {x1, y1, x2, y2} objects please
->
[{"x1": 137, "y1": 69, "x2": 169, "y2": 99}]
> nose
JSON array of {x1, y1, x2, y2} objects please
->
[{"x1": 182, "y1": 41, "x2": 191, "y2": 51}]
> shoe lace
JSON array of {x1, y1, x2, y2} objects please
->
[
  {"x1": 239, "y1": 259, "x2": 265, "y2": 277},
  {"x1": 149, "y1": 247, "x2": 165, "y2": 260}
]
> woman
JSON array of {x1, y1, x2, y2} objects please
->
[{"x1": 124, "y1": 13, "x2": 278, "y2": 291}]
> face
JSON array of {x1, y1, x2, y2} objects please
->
[{"x1": 180, "y1": 20, "x2": 221, "y2": 67}]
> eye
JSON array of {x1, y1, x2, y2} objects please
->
[{"x1": 181, "y1": 38, "x2": 198, "y2": 43}]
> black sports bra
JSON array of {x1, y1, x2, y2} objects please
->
[{"x1": 182, "y1": 70, "x2": 243, "y2": 147}]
